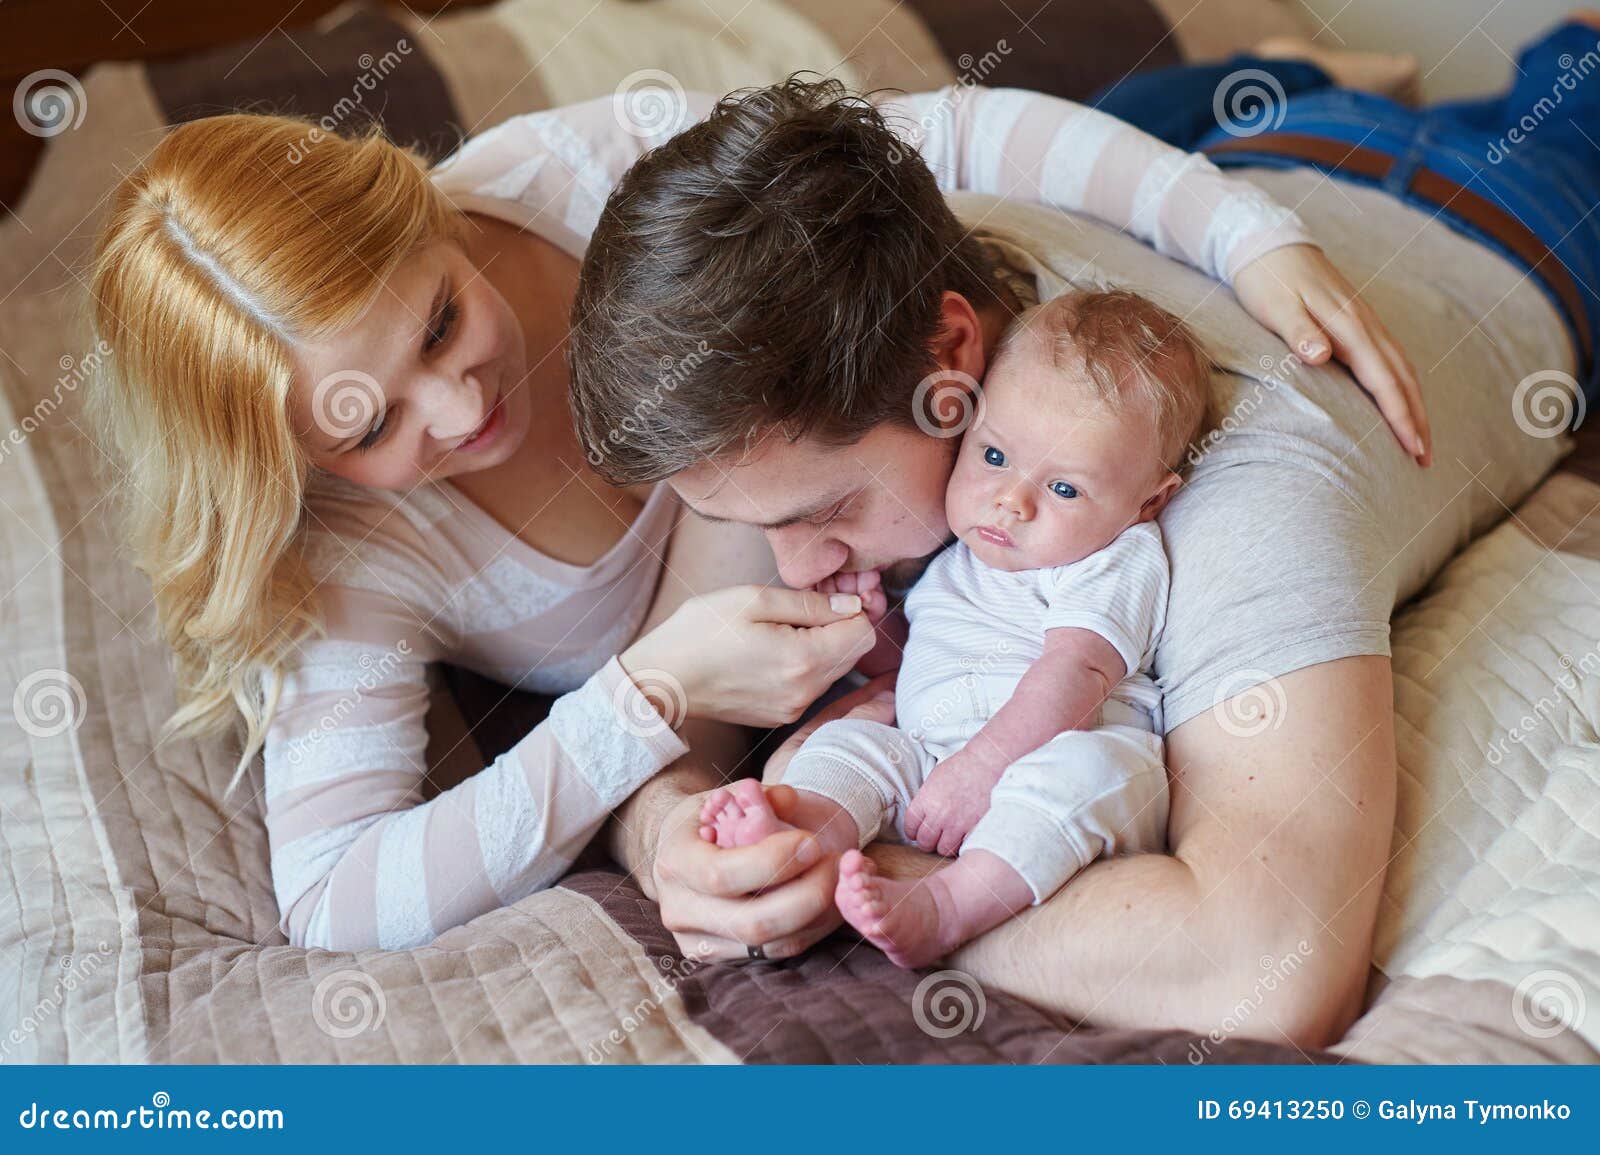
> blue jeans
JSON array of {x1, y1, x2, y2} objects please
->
[{"x1": 1091, "y1": 22, "x2": 1600, "y2": 397}]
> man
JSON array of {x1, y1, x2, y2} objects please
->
[{"x1": 571, "y1": 79, "x2": 1564, "y2": 1047}]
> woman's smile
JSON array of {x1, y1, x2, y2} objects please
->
[{"x1": 455, "y1": 390, "x2": 507, "y2": 454}]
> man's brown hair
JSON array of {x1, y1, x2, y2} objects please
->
[{"x1": 569, "y1": 75, "x2": 1004, "y2": 484}]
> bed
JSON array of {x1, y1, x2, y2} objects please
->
[{"x1": 2, "y1": 0, "x2": 1595, "y2": 1064}]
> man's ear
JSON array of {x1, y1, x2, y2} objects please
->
[
  {"x1": 1137, "y1": 470, "x2": 1183, "y2": 522},
  {"x1": 933, "y1": 292, "x2": 988, "y2": 380}
]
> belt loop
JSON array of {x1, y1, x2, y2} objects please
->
[{"x1": 1386, "y1": 125, "x2": 1430, "y2": 197}]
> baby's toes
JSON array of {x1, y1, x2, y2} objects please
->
[
  {"x1": 728, "y1": 777, "x2": 768, "y2": 811},
  {"x1": 700, "y1": 787, "x2": 731, "y2": 826}
]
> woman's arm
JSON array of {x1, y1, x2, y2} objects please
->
[
  {"x1": 270, "y1": 506, "x2": 870, "y2": 951},
  {"x1": 604, "y1": 512, "x2": 777, "y2": 883},
  {"x1": 266, "y1": 586, "x2": 691, "y2": 951},
  {"x1": 433, "y1": 85, "x2": 1300, "y2": 285},
  {"x1": 885, "y1": 86, "x2": 1430, "y2": 462},
  {"x1": 886, "y1": 86, "x2": 1309, "y2": 284}
]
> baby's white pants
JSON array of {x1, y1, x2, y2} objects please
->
[{"x1": 780, "y1": 710, "x2": 1168, "y2": 902}]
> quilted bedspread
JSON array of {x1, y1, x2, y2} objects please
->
[{"x1": 3, "y1": 4, "x2": 1598, "y2": 1066}]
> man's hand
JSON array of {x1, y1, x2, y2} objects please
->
[
  {"x1": 651, "y1": 677, "x2": 896, "y2": 962},
  {"x1": 903, "y1": 752, "x2": 1004, "y2": 857},
  {"x1": 1234, "y1": 243, "x2": 1431, "y2": 466},
  {"x1": 651, "y1": 787, "x2": 840, "y2": 961}
]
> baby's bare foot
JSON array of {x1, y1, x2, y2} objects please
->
[
  {"x1": 697, "y1": 779, "x2": 797, "y2": 848},
  {"x1": 834, "y1": 849, "x2": 953, "y2": 969},
  {"x1": 1255, "y1": 35, "x2": 1420, "y2": 103}
]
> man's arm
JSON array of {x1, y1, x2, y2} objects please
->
[{"x1": 872, "y1": 655, "x2": 1397, "y2": 1048}]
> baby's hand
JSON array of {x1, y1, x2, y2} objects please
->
[
  {"x1": 817, "y1": 571, "x2": 897, "y2": 675},
  {"x1": 814, "y1": 570, "x2": 888, "y2": 625},
  {"x1": 903, "y1": 753, "x2": 1006, "y2": 858}
]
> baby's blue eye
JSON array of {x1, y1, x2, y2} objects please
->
[
  {"x1": 983, "y1": 446, "x2": 1005, "y2": 467},
  {"x1": 1049, "y1": 480, "x2": 1078, "y2": 500}
]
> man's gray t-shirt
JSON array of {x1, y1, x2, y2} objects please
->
[{"x1": 953, "y1": 168, "x2": 1572, "y2": 733}]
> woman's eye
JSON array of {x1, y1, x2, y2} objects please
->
[
  {"x1": 1049, "y1": 480, "x2": 1078, "y2": 500},
  {"x1": 425, "y1": 298, "x2": 458, "y2": 352},
  {"x1": 356, "y1": 413, "x2": 388, "y2": 451},
  {"x1": 982, "y1": 446, "x2": 1005, "y2": 467}
]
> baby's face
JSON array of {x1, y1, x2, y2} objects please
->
[{"x1": 946, "y1": 353, "x2": 1172, "y2": 573}]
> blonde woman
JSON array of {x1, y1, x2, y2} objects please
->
[{"x1": 88, "y1": 78, "x2": 1421, "y2": 952}]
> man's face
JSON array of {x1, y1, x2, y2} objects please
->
[{"x1": 670, "y1": 424, "x2": 958, "y2": 590}]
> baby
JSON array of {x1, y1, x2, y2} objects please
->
[{"x1": 699, "y1": 288, "x2": 1211, "y2": 968}]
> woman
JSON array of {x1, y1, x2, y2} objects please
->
[{"x1": 86, "y1": 74, "x2": 1423, "y2": 951}]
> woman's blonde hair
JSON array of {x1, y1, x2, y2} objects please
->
[{"x1": 87, "y1": 113, "x2": 464, "y2": 787}]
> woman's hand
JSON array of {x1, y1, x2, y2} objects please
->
[
  {"x1": 621, "y1": 584, "x2": 874, "y2": 729},
  {"x1": 1234, "y1": 243, "x2": 1432, "y2": 465},
  {"x1": 651, "y1": 676, "x2": 897, "y2": 962}
]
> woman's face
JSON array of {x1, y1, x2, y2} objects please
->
[{"x1": 290, "y1": 239, "x2": 530, "y2": 489}]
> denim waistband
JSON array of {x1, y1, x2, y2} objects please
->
[{"x1": 1198, "y1": 90, "x2": 1600, "y2": 401}]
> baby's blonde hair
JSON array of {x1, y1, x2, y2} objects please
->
[
  {"x1": 87, "y1": 113, "x2": 465, "y2": 788},
  {"x1": 995, "y1": 288, "x2": 1212, "y2": 471}
]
